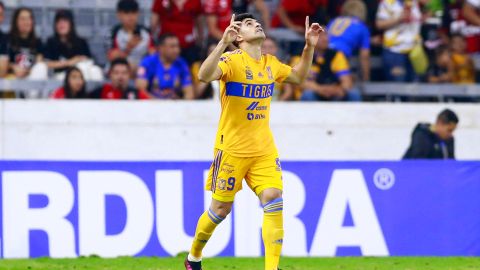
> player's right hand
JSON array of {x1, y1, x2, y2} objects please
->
[{"x1": 221, "y1": 14, "x2": 242, "y2": 45}]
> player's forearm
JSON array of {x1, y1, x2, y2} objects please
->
[
  {"x1": 291, "y1": 45, "x2": 315, "y2": 84},
  {"x1": 359, "y1": 51, "x2": 370, "y2": 81},
  {"x1": 198, "y1": 42, "x2": 228, "y2": 82}
]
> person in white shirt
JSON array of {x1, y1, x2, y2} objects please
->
[{"x1": 376, "y1": 0, "x2": 421, "y2": 82}]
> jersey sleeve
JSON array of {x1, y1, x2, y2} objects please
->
[
  {"x1": 217, "y1": 52, "x2": 233, "y2": 81},
  {"x1": 331, "y1": 52, "x2": 350, "y2": 77},
  {"x1": 271, "y1": 55, "x2": 292, "y2": 83}
]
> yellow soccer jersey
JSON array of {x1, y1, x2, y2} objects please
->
[{"x1": 215, "y1": 49, "x2": 292, "y2": 157}]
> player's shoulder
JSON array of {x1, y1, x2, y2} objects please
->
[{"x1": 219, "y1": 49, "x2": 244, "y2": 63}]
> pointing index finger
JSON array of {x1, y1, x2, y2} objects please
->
[
  {"x1": 231, "y1": 14, "x2": 235, "y2": 24},
  {"x1": 305, "y1": 16, "x2": 309, "y2": 30}
]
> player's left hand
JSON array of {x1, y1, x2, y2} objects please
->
[{"x1": 305, "y1": 16, "x2": 324, "y2": 47}]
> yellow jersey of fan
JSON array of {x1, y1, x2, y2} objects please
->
[{"x1": 215, "y1": 49, "x2": 292, "y2": 157}]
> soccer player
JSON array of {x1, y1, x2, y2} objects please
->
[{"x1": 184, "y1": 13, "x2": 323, "y2": 270}]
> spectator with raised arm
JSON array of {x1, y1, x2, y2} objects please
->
[
  {"x1": 45, "y1": 10, "x2": 103, "y2": 81},
  {"x1": 136, "y1": 33, "x2": 194, "y2": 99},
  {"x1": 150, "y1": 0, "x2": 203, "y2": 64},
  {"x1": 108, "y1": 0, "x2": 155, "y2": 74}
]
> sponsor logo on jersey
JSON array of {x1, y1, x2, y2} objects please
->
[{"x1": 247, "y1": 113, "x2": 266, "y2": 120}]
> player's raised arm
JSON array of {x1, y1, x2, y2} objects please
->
[
  {"x1": 198, "y1": 15, "x2": 242, "y2": 82},
  {"x1": 284, "y1": 16, "x2": 324, "y2": 84}
]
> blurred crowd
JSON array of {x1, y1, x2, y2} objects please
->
[{"x1": 0, "y1": 0, "x2": 479, "y2": 101}]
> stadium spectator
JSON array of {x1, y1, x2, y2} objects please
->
[
  {"x1": 231, "y1": 0, "x2": 271, "y2": 33},
  {"x1": 108, "y1": 0, "x2": 155, "y2": 74},
  {"x1": 0, "y1": 1, "x2": 8, "y2": 78},
  {"x1": 292, "y1": 31, "x2": 361, "y2": 101},
  {"x1": 91, "y1": 58, "x2": 149, "y2": 100},
  {"x1": 403, "y1": 109, "x2": 458, "y2": 159},
  {"x1": 327, "y1": 0, "x2": 371, "y2": 81},
  {"x1": 462, "y1": 0, "x2": 480, "y2": 53},
  {"x1": 426, "y1": 45, "x2": 453, "y2": 83},
  {"x1": 204, "y1": 0, "x2": 232, "y2": 42},
  {"x1": 50, "y1": 67, "x2": 88, "y2": 99},
  {"x1": 7, "y1": 7, "x2": 47, "y2": 80},
  {"x1": 376, "y1": 0, "x2": 421, "y2": 82},
  {"x1": 261, "y1": 37, "x2": 293, "y2": 100},
  {"x1": 450, "y1": 34, "x2": 475, "y2": 84},
  {"x1": 191, "y1": 42, "x2": 218, "y2": 99},
  {"x1": 136, "y1": 33, "x2": 194, "y2": 99},
  {"x1": 271, "y1": 0, "x2": 323, "y2": 34},
  {"x1": 45, "y1": 10, "x2": 103, "y2": 81},
  {"x1": 150, "y1": 0, "x2": 203, "y2": 64}
]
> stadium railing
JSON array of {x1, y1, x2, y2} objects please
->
[{"x1": 1, "y1": 79, "x2": 480, "y2": 100}]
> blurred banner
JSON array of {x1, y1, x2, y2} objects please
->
[{"x1": 0, "y1": 161, "x2": 479, "y2": 258}]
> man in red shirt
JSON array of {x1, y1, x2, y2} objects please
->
[
  {"x1": 150, "y1": 0, "x2": 203, "y2": 64},
  {"x1": 90, "y1": 58, "x2": 149, "y2": 100}
]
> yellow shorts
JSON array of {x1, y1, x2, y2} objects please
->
[{"x1": 205, "y1": 149, "x2": 283, "y2": 202}]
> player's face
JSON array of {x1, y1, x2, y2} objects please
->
[
  {"x1": 110, "y1": 64, "x2": 130, "y2": 90},
  {"x1": 436, "y1": 122, "x2": 457, "y2": 140},
  {"x1": 159, "y1": 37, "x2": 181, "y2": 62},
  {"x1": 238, "y1": 18, "x2": 265, "y2": 43}
]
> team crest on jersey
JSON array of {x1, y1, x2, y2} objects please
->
[
  {"x1": 218, "y1": 179, "x2": 226, "y2": 190},
  {"x1": 266, "y1": 66, "x2": 273, "y2": 80},
  {"x1": 246, "y1": 66, "x2": 253, "y2": 80}
]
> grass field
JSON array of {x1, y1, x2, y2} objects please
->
[{"x1": 0, "y1": 256, "x2": 479, "y2": 270}]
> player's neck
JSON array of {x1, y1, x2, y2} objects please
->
[{"x1": 240, "y1": 44, "x2": 262, "y2": 61}]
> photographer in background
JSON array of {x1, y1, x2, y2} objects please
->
[{"x1": 403, "y1": 109, "x2": 459, "y2": 159}]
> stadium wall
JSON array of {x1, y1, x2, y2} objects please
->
[{"x1": 0, "y1": 100, "x2": 479, "y2": 160}]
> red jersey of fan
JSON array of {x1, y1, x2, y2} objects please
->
[
  {"x1": 51, "y1": 87, "x2": 66, "y2": 99},
  {"x1": 271, "y1": 0, "x2": 321, "y2": 28},
  {"x1": 204, "y1": 0, "x2": 232, "y2": 33},
  {"x1": 151, "y1": 0, "x2": 203, "y2": 48},
  {"x1": 92, "y1": 84, "x2": 150, "y2": 100}
]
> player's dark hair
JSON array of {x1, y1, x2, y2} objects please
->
[
  {"x1": 450, "y1": 33, "x2": 464, "y2": 40},
  {"x1": 110, "y1": 58, "x2": 130, "y2": 72},
  {"x1": 63, "y1": 67, "x2": 87, "y2": 99},
  {"x1": 117, "y1": 0, "x2": 139, "y2": 13},
  {"x1": 437, "y1": 109, "x2": 459, "y2": 125},
  {"x1": 232, "y1": 13, "x2": 257, "y2": 47},
  {"x1": 157, "y1": 33, "x2": 178, "y2": 46}
]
